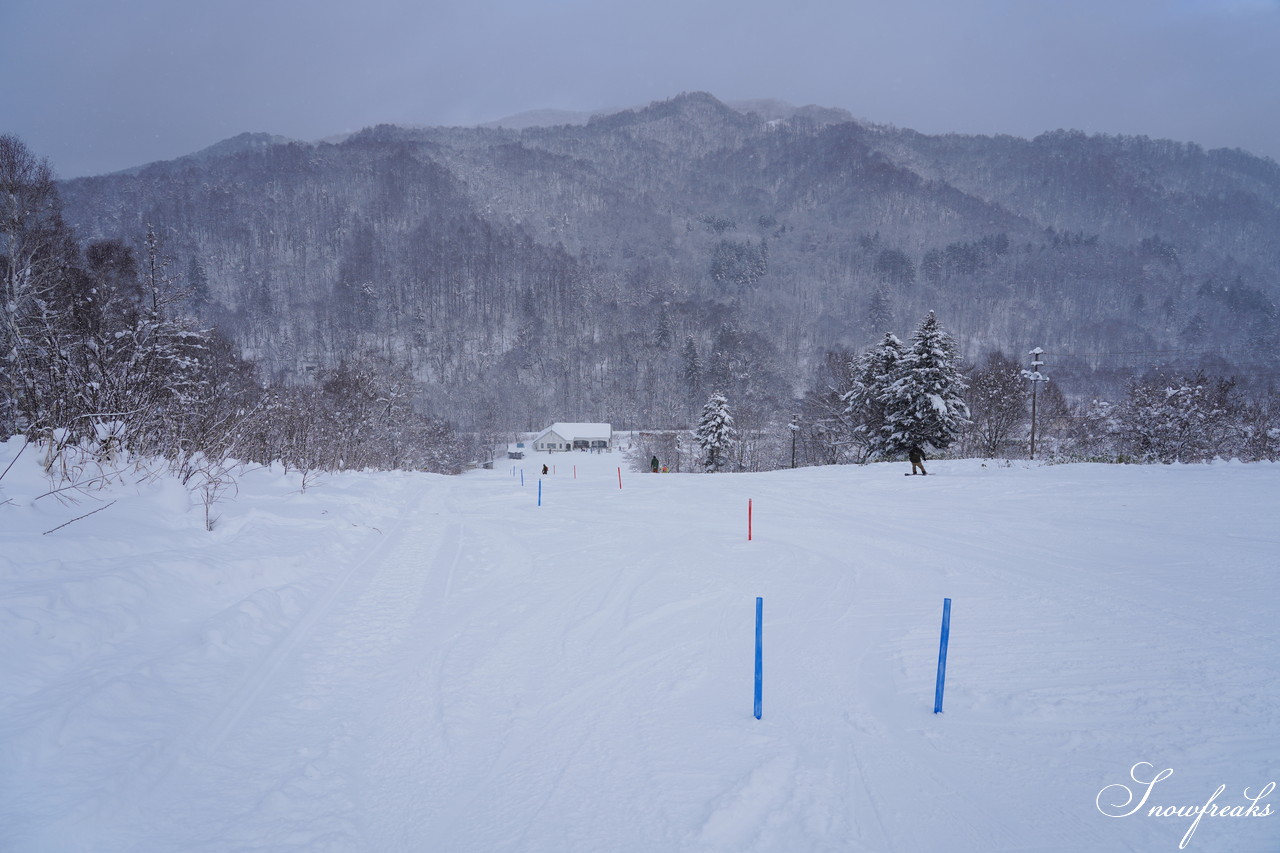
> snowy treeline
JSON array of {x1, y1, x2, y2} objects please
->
[
  {"x1": 799, "y1": 320, "x2": 1280, "y2": 468},
  {"x1": 9, "y1": 97, "x2": 1280, "y2": 485},
  {"x1": 1064, "y1": 372, "x2": 1280, "y2": 463},
  {"x1": 633, "y1": 313, "x2": 1279, "y2": 473},
  {"x1": 1, "y1": 135, "x2": 474, "y2": 493},
  {"x1": 55, "y1": 93, "x2": 1280, "y2": 434}
]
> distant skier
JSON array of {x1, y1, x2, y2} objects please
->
[
  {"x1": 909, "y1": 445, "x2": 928, "y2": 476},
  {"x1": 650, "y1": 455, "x2": 660, "y2": 473},
  {"x1": 542, "y1": 464, "x2": 549, "y2": 475}
]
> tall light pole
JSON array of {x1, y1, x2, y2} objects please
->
[{"x1": 1023, "y1": 348, "x2": 1048, "y2": 459}]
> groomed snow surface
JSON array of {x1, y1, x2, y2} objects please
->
[{"x1": 1, "y1": 439, "x2": 1277, "y2": 852}]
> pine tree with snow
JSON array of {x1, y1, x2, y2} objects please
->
[
  {"x1": 879, "y1": 312, "x2": 971, "y2": 459},
  {"x1": 842, "y1": 333, "x2": 907, "y2": 461},
  {"x1": 695, "y1": 390, "x2": 737, "y2": 472}
]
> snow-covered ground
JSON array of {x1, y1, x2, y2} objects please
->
[{"x1": 1, "y1": 439, "x2": 1277, "y2": 852}]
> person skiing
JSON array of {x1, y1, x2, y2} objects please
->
[
  {"x1": 542, "y1": 464, "x2": 549, "y2": 475},
  {"x1": 650, "y1": 455, "x2": 660, "y2": 473},
  {"x1": 908, "y1": 445, "x2": 927, "y2": 476}
]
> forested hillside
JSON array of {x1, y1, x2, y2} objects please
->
[{"x1": 57, "y1": 92, "x2": 1280, "y2": 434}]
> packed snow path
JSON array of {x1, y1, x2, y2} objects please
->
[{"x1": 1, "y1": 446, "x2": 1277, "y2": 851}]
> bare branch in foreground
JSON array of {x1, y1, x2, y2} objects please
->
[{"x1": 42, "y1": 500, "x2": 118, "y2": 535}]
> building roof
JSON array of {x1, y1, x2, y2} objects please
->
[{"x1": 534, "y1": 422, "x2": 613, "y2": 441}]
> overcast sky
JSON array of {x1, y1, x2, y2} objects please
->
[{"x1": 3, "y1": 0, "x2": 1278, "y2": 178}]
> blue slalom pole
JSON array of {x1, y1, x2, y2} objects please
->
[
  {"x1": 520, "y1": 469, "x2": 524, "y2": 487},
  {"x1": 754, "y1": 597, "x2": 763, "y2": 720},
  {"x1": 537, "y1": 479, "x2": 542, "y2": 506},
  {"x1": 934, "y1": 597, "x2": 952, "y2": 714}
]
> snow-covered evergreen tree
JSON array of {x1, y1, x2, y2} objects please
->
[
  {"x1": 842, "y1": 333, "x2": 907, "y2": 461},
  {"x1": 879, "y1": 312, "x2": 970, "y2": 458},
  {"x1": 695, "y1": 390, "x2": 736, "y2": 472}
]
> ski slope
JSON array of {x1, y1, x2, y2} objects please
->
[{"x1": 1, "y1": 439, "x2": 1277, "y2": 852}]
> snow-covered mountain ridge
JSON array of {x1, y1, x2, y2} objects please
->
[{"x1": 55, "y1": 92, "x2": 1280, "y2": 430}]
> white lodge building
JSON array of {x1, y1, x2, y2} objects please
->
[{"x1": 532, "y1": 423, "x2": 613, "y2": 452}]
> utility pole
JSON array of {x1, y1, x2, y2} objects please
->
[{"x1": 1023, "y1": 348, "x2": 1048, "y2": 459}]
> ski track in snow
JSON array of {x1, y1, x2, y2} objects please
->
[
  {"x1": 2, "y1": 449, "x2": 1278, "y2": 851},
  {"x1": 156, "y1": 484, "x2": 463, "y2": 851}
]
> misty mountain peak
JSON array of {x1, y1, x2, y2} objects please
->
[{"x1": 191, "y1": 132, "x2": 295, "y2": 162}]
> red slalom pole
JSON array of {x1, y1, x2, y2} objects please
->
[
  {"x1": 618, "y1": 467, "x2": 623, "y2": 489},
  {"x1": 748, "y1": 499, "x2": 753, "y2": 540},
  {"x1": 573, "y1": 465, "x2": 577, "y2": 479}
]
